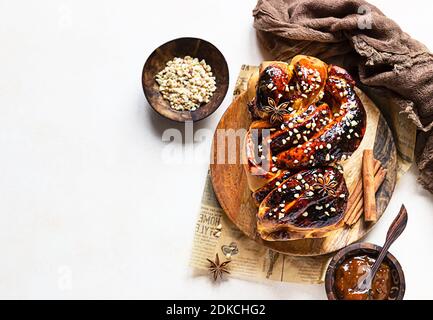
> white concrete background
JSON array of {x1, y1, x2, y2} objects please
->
[{"x1": 0, "y1": 0, "x2": 432, "y2": 299}]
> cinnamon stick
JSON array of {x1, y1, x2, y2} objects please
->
[
  {"x1": 362, "y1": 150, "x2": 376, "y2": 222},
  {"x1": 345, "y1": 168, "x2": 387, "y2": 226},
  {"x1": 343, "y1": 159, "x2": 381, "y2": 224}
]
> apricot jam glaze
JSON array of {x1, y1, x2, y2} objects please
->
[{"x1": 335, "y1": 255, "x2": 391, "y2": 300}]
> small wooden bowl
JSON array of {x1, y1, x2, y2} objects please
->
[
  {"x1": 142, "y1": 37, "x2": 229, "y2": 122},
  {"x1": 325, "y1": 243, "x2": 405, "y2": 300}
]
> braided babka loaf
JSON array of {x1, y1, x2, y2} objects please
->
[{"x1": 243, "y1": 56, "x2": 366, "y2": 241}]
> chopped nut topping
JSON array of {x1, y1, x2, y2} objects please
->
[{"x1": 155, "y1": 56, "x2": 216, "y2": 111}]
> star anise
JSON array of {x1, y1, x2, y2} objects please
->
[
  {"x1": 262, "y1": 97, "x2": 290, "y2": 124},
  {"x1": 312, "y1": 175, "x2": 338, "y2": 196},
  {"x1": 207, "y1": 253, "x2": 231, "y2": 281}
]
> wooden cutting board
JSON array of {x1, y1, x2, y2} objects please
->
[{"x1": 210, "y1": 89, "x2": 397, "y2": 256}]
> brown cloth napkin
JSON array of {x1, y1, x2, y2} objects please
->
[{"x1": 253, "y1": 0, "x2": 433, "y2": 193}]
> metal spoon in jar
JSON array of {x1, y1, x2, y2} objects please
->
[{"x1": 356, "y1": 205, "x2": 408, "y2": 298}]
